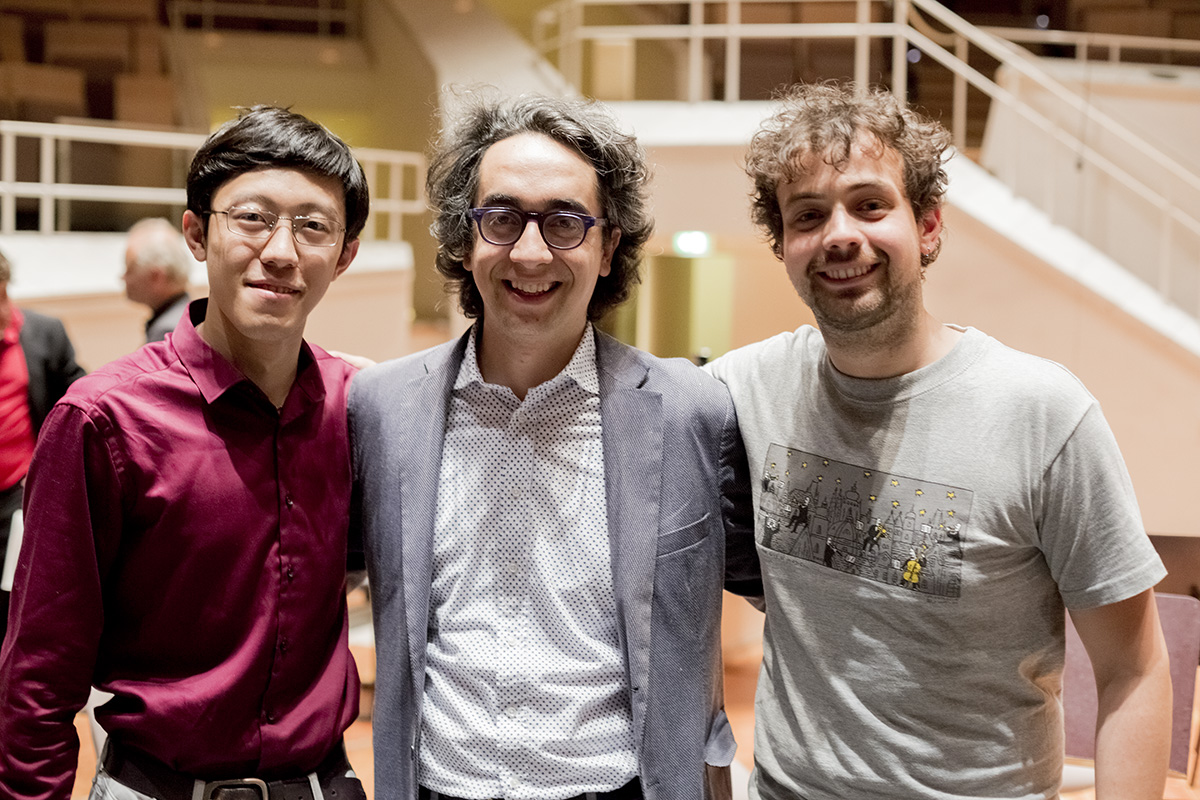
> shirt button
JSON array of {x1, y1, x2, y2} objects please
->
[
  {"x1": 504, "y1": 705, "x2": 519, "y2": 718},
  {"x1": 265, "y1": 709, "x2": 276, "y2": 724},
  {"x1": 286, "y1": 565, "x2": 295, "y2": 581},
  {"x1": 285, "y1": 494, "x2": 294, "y2": 509},
  {"x1": 280, "y1": 637, "x2": 289, "y2": 653}
]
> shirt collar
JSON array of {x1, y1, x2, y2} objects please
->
[
  {"x1": 455, "y1": 322, "x2": 600, "y2": 397},
  {"x1": 174, "y1": 298, "x2": 322, "y2": 410}
]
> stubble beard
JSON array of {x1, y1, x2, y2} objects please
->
[{"x1": 798, "y1": 252, "x2": 921, "y2": 351}]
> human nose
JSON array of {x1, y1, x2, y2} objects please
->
[
  {"x1": 508, "y1": 218, "x2": 553, "y2": 265},
  {"x1": 822, "y1": 206, "x2": 863, "y2": 255},
  {"x1": 259, "y1": 219, "x2": 300, "y2": 265}
]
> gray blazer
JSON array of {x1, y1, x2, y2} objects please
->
[{"x1": 349, "y1": 329, "x2": 760, "y2": 800}]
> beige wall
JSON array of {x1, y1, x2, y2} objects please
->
[{"x1": 929, "y1": 207, "x2": 1200, "y2": 538}]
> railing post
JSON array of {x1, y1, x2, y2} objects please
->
[
  {"x1": 56, "y1": 137, "x2": 71, "y2": 231},
  {"x1": 1158, "y1": 203, "x2": 1172, "y2": 303},
  {"x1": 317, "y1": 0, "x2": 330, "y2": 37},
  {"x1": 953, "y1": 34, "x2": 968, "y2": 152},
  {"x1": 1, "y1": 130, "x2": 14, "y2": 234},
  {"x1": 564, "y1": 0, "x2": 583, "y2": 94},
  {"x1": 725, "y1": 0, "x2": 740, "y2": 101},
  {"x1": 854, "y1": 0, "x2": 869, "y2": 90},
  {"x1": 688, "y1": 0, "x2": 704, "y2": 102},
  {"x1": 892, "y1": 0, "x2": 909, "y2": 102},
  {"x1": 38, "y1": 135, "x2": 54, "y2": 234},
  {"x1": 389, "y1": 161, "x2": 403, "y2": 241}
]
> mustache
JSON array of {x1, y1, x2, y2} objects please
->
[{"x1": 808, "y1": 248, "x2": 884, "y2": 272}]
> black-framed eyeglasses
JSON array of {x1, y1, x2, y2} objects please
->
[
  {"x1": 469, "y1": 206, "x2": 605, "y2": 251},
  {"x1": 208, "y1": 206, "x2": 345, "y2": 248}
]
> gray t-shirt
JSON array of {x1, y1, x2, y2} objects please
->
[{"x1": 706, "y1": 325, "x2": 1165, "y2": 800}]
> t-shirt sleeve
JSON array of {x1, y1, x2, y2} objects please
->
[
  {"x1": 0, "y1": 402, "x2": 119, "y2": 797},
  {"x1": 1039, "y1": 403, "x2": 1165, "y2": 609}
]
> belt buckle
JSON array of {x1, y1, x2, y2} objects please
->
[{"x1": 203, "y1": 778, "x2": 269, "y2": 800}]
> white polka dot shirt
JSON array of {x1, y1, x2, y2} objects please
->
[{"x1": 418, "y1": 324, "x2": 638, "y2": 800}]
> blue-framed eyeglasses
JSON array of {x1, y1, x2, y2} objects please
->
[{"x1": 469, "y1": 206, "x2": 605, "y2": 251}]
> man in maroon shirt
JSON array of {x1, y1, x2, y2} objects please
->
[{"x1": 0, "y1": 106, "x2": 370, "y2": 800}]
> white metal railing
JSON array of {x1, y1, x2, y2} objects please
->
[
  {"x1": 0, "y1": 119, "x2": 426, "y2": 241},
  {"x1": 982, "y1": 26, "x2": 1200, "y2": 65},
  {"x1": 166, "y1": 0, "x2": 359, "y2": 37},
  {"x1": 533, "y1": 0, "x2": 1200, "y2": 320}
]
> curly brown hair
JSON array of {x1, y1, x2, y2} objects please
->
[
  {"x1": 427, "y1": 93, "x2": 652, "y2": 320},
  {"x1": 746, "y1": 82, "x2": 952, "y2": 266}
]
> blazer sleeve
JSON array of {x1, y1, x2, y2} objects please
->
[
  {"x1": 718, "y1": 391, "x2": 762, "y2": 599},
  {"x1": 21, "y1": 311, "x2": 86, "y2": 435}
]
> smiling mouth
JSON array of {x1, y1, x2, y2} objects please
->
[
  {"x1": 247, "y1": 281, "x2": 300, "y2": 295},
  {"x1": 507, "y1": 280, "x2": 558, "y2": 297},
  {"x1": 818, "y1": 262, "x2": 877, "y2": 281}
]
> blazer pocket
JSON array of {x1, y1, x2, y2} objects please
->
[
  {"x1": 704, "y1": 709, "x2": 737, "y2": 767},
  {"x1": 656, "y1": 512, "x2": 714, "y2": 557}
]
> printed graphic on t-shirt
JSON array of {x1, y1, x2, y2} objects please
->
[{"x1": 759, "y1": 443, "x2": 972, "y2": 599}]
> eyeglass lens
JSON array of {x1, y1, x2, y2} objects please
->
[
  {"x1": 476, "y1": 208, "x2": 592, "y2": 250},
  {"x1": 221, "y1": 206, "x2": 342, "y2": 247}
]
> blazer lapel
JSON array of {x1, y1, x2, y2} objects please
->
[
  {"x1": 397, "y1": 334, "x2": 469, "y2": 694},
  {"x1": 596, "y1": 333, "x2": 662, "y2": 753}
]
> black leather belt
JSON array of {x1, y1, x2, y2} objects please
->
[
  {"x1": 100, "y1": 740, "x2": 363, "y2": 800},
  {"x1": 418, "y1": 778, "x2": 642, "y2": 800}
]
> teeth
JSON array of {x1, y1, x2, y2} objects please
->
[
  {"x1": 822, "y1": 263, "x2": 873, "y2": 280},
  {"x1": 511, "y1": 281, "x2": 552, "y2": 294},
  {"x1": 254, "y1": 283, "x2": 297, "y2": 294}
]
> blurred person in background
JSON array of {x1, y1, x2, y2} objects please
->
[
  {"x1": 0, "y1": 248, "x2": 85, "y2": 643},
  {"x1": 123, "y1": 216, "x2": 193, "y2": 343}
]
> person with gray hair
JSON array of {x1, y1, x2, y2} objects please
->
[
  {"x1": 705, "y1": 81, "x2": 1171, "y2": 800},
  {"x1": 123, "y1": 217, "x2": 193, "y2": 343},
  {"x1": 350, "y1": 92, "x2": 759, "y2": 800}
]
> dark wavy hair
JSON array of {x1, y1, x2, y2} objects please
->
[
  {"x1": 427, "y1": 93, "x2": 652, "y2": 320},
  {"x1": 187, "y1": 105, "x2": 370, "y2": 245},
  {"x1": 746, "y1": 82, "x2": 952, "y2": 267}
]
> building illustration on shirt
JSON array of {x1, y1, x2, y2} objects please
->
[{"x1": 759, "y1": 443, "x2": 973, "y2": 600}]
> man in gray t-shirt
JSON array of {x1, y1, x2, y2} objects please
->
[{"x1": 706, "y1": 82, "x2": 1171, "y2": 799}]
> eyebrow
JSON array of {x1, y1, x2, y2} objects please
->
[
  {"x1": 226, "y1": 193, "x2": 342, "y2": 220},
  {"x1": 782, "y1": 180, "x2": 898, "y2": 203},
  {"x1": 478, "y1": 193, "x2": 593, "y2": 215}
]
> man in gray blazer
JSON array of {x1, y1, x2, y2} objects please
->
[{"x1": 349, "y1": 94, "x2": 760, "y2": 800}]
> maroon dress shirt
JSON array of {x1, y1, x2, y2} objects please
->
[{"x1": 0, "y1": 300, "x2": 361, "y2": 800}]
